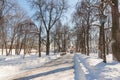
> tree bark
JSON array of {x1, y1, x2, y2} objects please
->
[
  {"x1": 99, "y1": 25, "x2": 103, "y2": 58},
  {"x1": 86, "y1": 25, "x2": 90, "y2": 56},
  {"x1": 46, "y1": 30, "x2": 50, "y2": 55},
  {"x1": 39, "y1": 26, "x2": 42, "y2": 57},
  {"x1": 111, "y1": 0, "x2": 120, "y2": 61}
]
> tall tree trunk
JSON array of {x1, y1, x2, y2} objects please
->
[
  {"x1": 23, "y1": 34, "x2": 26, "y2": 57},
  {"x1": 102, "y1": 22, "x2": 106, "y2": 63},
  {"x1": 39, "y1": 26, "x2": 42, "y2": 57},
  {"x1": 99, "y1": 25, "x2": 103, "y2": 59},
  {"x1": 99, "y1": 22, "x2": 106, "y2": 62},
  {"x1": 111, "y1": 0, "x2": 120, "y2": 61},
  {"x1": 86, "y1": 26, "x2": 90, "y2": 56},
  {"x1": 46, "y1": 30, "x2": 50, "y2": 55},
  {"x1": 83, "y1": 30, "x2": 86, "y2": 54},
  {"x1": 98, "y1": 0, "x2": 106, "y2": 63},
  {"x1": 63, "y1": 33, "x2": 66, "y2": 52}
]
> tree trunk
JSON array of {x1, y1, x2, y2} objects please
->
[
  {"x1": 9, "y1": 37, "x2": 15, "y2": 55},
  {"x1": 39, "y1": 35, "x2": 41, "y2": 57},
  {"x1": 102, "y1": 22, "x2": 106, "y2": 63},
  {"x1": 99, "y1": 25, "x2": 103, "y2": 59},
  {"x1": 99, "y1": 23, "x2": 106, "y2": 62},
  {"x1": 86, "y1": 26, "x2": 90, "y2": 56},
  {"x1": 63, "y1": 33, "x2": 66, "y2": 52},
  {"x1": 98, "y1": 0, "x2": 106, "y2": 63},
  {"x1": 111, "y1": 0, "x2": 120, "y2": 61},
  {"x1": 83, "y1": 31, "x2": 86, "y2": 54},
  {"x1": 4, "y1": 40, "x2": 8, "y2": 56},
  {"x1": 15, "y1": 36, "x2": 20, "y2": 55},
  {"x1": 18, "y1": 39, "x2": 24, "y2": 55},
  {"x1": 23, "y1": 34, "x2": 26, "y2": 57},
  {"x1": 39, "y1": 26, "x2": 42, "y2": 57},
  {"x1": 46, "y1": 30, "x2": 50, "y2": 55}
]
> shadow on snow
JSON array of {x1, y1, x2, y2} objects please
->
[{"x1": 14, "y1": 66, "x2": 73, "y2": 80}]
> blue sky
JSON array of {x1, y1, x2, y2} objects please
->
[
  {"x1": 17, "y1": 0, "x2": 79, "y2": 25},
  {"x1": 17, "y1": 0, "x2": 34, "y2": 17}
]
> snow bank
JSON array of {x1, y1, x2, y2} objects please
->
[
  {"x1": 74, "y1": 54, "x2": 86, "y2": 80},
  {"x1": 75, "y1": 53, "x2": 120, "y2": 80}
]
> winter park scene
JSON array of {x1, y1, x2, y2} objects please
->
[{"x1": 0, "y1": 0, "x2": 120, "y2": 80}]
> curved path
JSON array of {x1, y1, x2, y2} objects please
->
[{"x1": 9, "y1": 54, "x2": 74, "y2": 80}]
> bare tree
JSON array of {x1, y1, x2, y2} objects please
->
[
  {"x1": 29, "y1": 0, "x2": 67, "y2": 55},
  {"x1": 17, "y1": 19, "x2": 37, "y2": 56},
  {"x1": 6, "y1": 7, "x2": 28, "y2": 55},
  {"x1": 0, "y1": 0, "x2": 16, "y2": 55},
  {"x1": 74, "y1": 0, "x2": 96, "y2": 55},
  {"x1": 51, "y1": 20, "x2": 62, "y2": 52}
]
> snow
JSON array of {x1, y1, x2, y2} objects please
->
[
  {"x1": 1, "y1": 51, "x2": 120, "y2": 80},
  {"x1": 74, "y1": 53, "x2": 120, "y2": 80},
  {"x1": 0, "y1": 52, "x2": 61, "y2": 80},
  {"x1": 8, "y1": 54, "x2": 74, "y2": 80},
  {"x1": 74, "y1": 54, "x2": 86, "y2": 80}
]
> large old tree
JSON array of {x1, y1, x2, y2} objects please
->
[{"x1": 111, "y1": 0, "x2": 120, "y2": 61}]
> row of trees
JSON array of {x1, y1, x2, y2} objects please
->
[
  {"x1": 73, "y1": 0, "x2": 120, "y2": 62},
  {"x1": 2, "y1": 0, "x2": 120, "y2": 62},
  {"x1": 0, "y1": 0, "x2": 71, "y2": 57},
  {"x1": 0, "y1": 0, "x2": 39, "y2": 56}
]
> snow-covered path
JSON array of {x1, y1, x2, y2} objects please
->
[
  {"x1": 75, "y1": 53, "x2": 120, "y2": 80},
  {"x1": 9, "y1": 54, "x2": 74, "y2": 80}
]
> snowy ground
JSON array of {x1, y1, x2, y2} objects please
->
[
  {"x1": 1, "y1": 50, "x2": 120, "y2": 80},
  {"x1": 9, "y1": 54, "x2": 74, "y2": 80},
  {"x1": 74, "y1": 53, "x2": 120, "y2": 80},
  {"x1": 0, "y1": 52, "x2": 61, "y2": 80}
]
